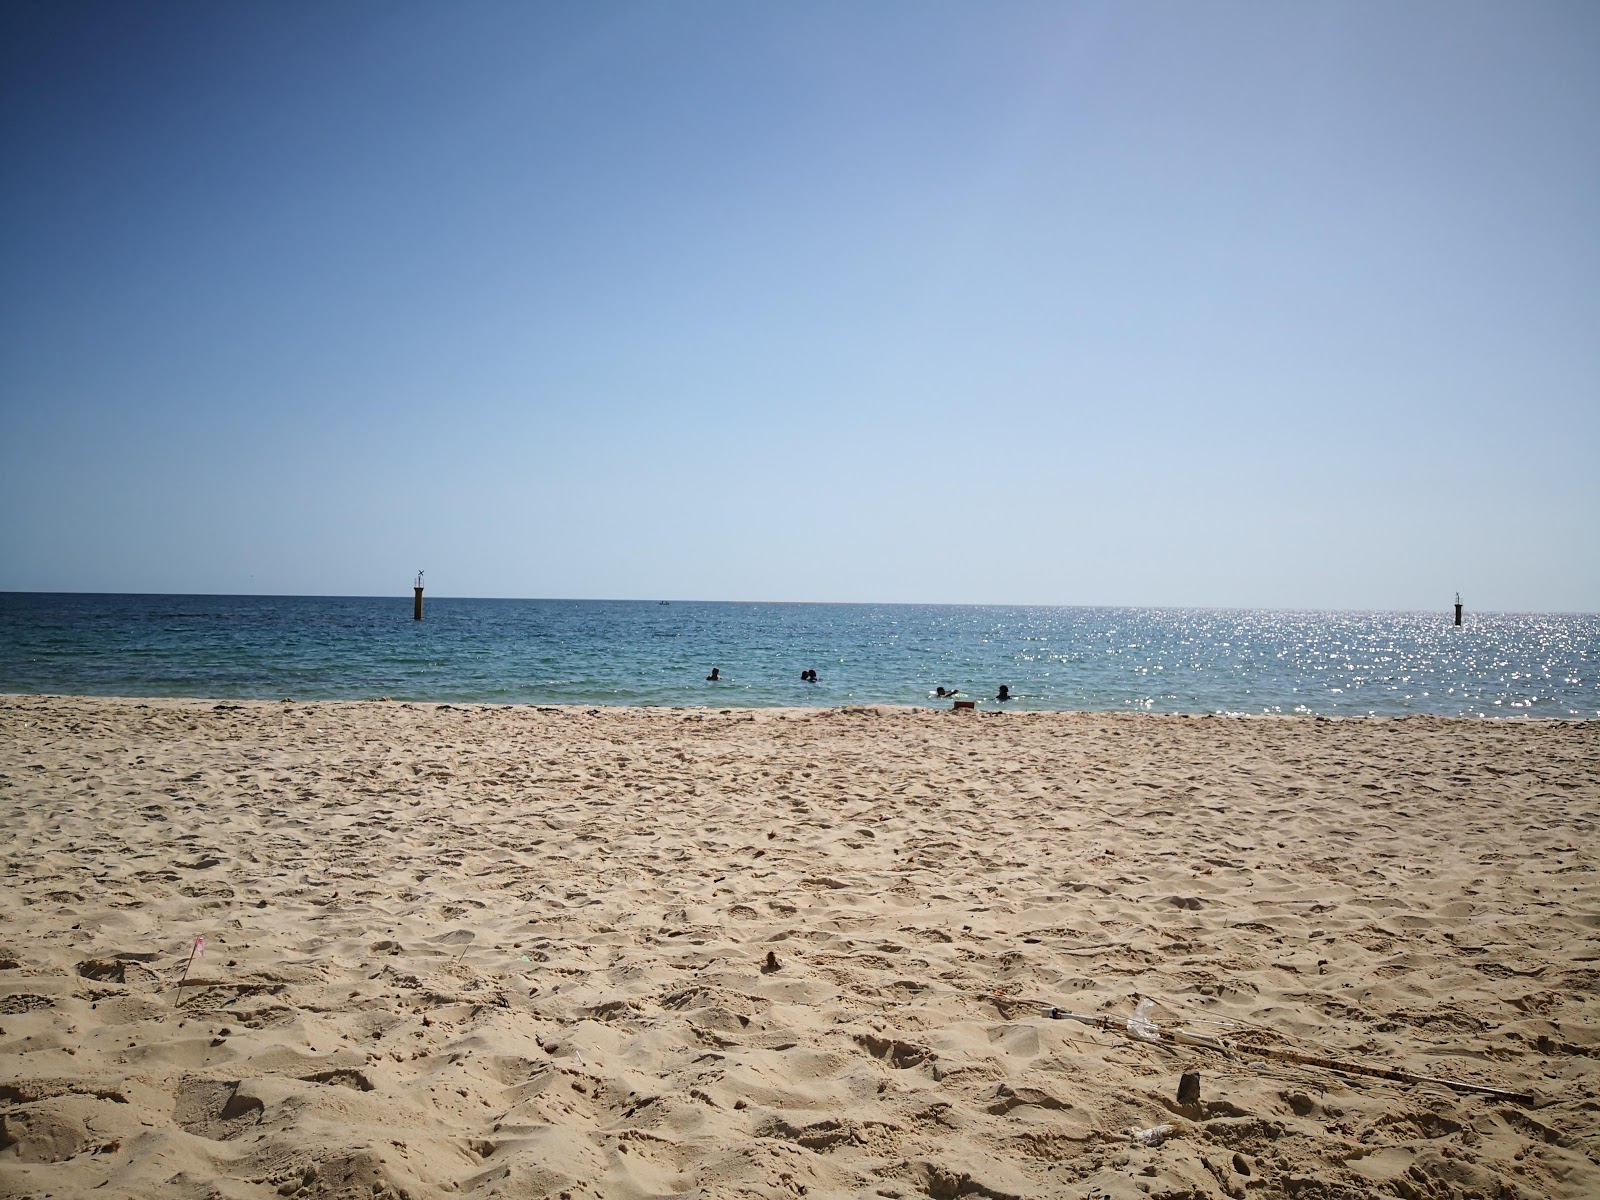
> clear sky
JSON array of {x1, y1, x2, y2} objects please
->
[{"x1": 2, "y1": 1, "x2": 1596, "y2": 610}]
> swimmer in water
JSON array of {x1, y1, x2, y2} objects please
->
[
  {"x1": 707, "y1": 667, "x2": 721, "y2": 682},
  {"x1": 996, "y1": 684, "x2": 1012, "y2": 701}
]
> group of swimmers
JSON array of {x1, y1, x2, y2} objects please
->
[
  {"x1": 708, "y1": 666, "x2": 821, "y2": 683},
  {"x1": 706, "y1": 668, "x2": 1013, "y2": 701},
  {"x1": 937, "y1": 684, "x2": 1012, "y2": 701}
]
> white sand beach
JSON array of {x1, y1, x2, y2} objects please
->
[{"x1": 2, "y1": 696, "x2": 1597, "y2": 1199}]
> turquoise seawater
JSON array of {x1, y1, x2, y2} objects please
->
[{"x1": 0, "y1": 593, "x2": 1594, "y2": 717}]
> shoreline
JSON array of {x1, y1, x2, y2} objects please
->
[
  {"x1": 3, "y1": 691, "x2": 1593, "y2": 723},
  {"x1": 3, "y1": 694, "x2": 1597, "y2": 1198}
]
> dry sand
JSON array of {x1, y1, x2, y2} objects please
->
[{"x1": 1, "y1": 695, "x2": 1597, "y2": 1200}]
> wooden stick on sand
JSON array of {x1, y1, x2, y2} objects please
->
[
  {"x1": 172, "y1": 936, "x2": 204, "y2": 1005},
  {"x1": 1038, "y1": 1003, "x2": 1534, "y2": 1106}
]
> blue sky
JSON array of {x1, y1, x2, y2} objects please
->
[{"x1": 2, "y1": 0, "x2": 1596, "y2": 609}]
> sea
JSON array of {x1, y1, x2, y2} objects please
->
[{"x1": 0, "y1": 593, "x2": 1594, "y2": 718}]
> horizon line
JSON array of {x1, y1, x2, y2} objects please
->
[{"x1": 2, "y1": 589, "x2": 1593, "y2": 617}]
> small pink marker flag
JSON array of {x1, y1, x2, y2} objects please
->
[{"x1": 174, "y1": 936, "x2": 206, "y2": 1004}]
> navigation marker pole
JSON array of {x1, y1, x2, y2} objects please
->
[
  {"x1": 1454, "y1": 591, "x2": 1463, "y2": 627},
  {"x1": 414, "y1": 570, "x2": 425, "y2": 621}
]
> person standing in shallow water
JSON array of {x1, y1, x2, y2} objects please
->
[
  {"x1": 706, "y1": 667, "x2": 721, "y2": 681},
  {"x1": 996, "y1": 684, "x2": 1011, "y2": 701}
]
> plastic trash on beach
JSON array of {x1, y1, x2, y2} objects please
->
[
  {"x1": 1127, "y1": 997, "x2": 1161, "y2": 1042},
  {"x1": 1132, "y1": 1123, "x2": 1174, "y2": 1147}
]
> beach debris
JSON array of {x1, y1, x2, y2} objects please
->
[
  {"x1": 173, "y1": 936, "x2": 204, "y2": 1004},
  {"x1": 1127, "y1": 997, "x2": 1161, "y2": 1041},
  {"x1": 1177, "y1": 1071, "x2": 1201, "y2": 1106},
  {"x1": 1225, "y1": 1041, "x2": 1534, "y2": 1105},
  {"x1": 763, "y1": 950, "x2": 782, "y2": 973},
  {"x1": 1040, "y1": 997, "x2": 1534, "y2": 1105},
  {"x1": 1132, "y1": 1123, "x2": 1174, "y2": 1147}
]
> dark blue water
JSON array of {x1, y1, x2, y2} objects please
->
[{"x1": 0, "y1": 593, "x2": 1594, "y2": 717}]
